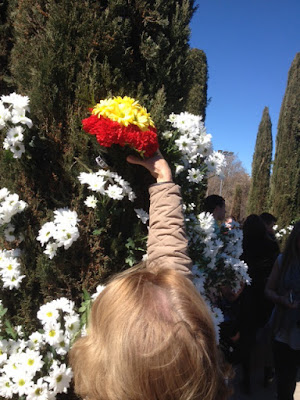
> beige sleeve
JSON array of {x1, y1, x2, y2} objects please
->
[{"x1": 147, "y1": 182, "x2": 192, "y2": 276}]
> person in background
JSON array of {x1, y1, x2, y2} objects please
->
[
  {"x1": 242, "y1": 215, "x2": 280, "y2": 330},
  {"x1": 203, "y1": 194, "x2": 226, "y2": 223},
  {"x1": 260, "y1": 212, "x2": 278, "y2": 241},
  {"x1": 241, "y1": 214, "x2": 280, "y2": 389},
  {"x1": 265, "y1": 221, "x2": 300, "y2": 400},
  {"x1": 69, "y1": 151, "x2": 232, "y2": 400}
]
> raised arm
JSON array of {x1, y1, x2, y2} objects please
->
[{"x1": 127, "y1": 152, "x2": 192, "y2": 276}]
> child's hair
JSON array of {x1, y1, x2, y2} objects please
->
[{"x1": 69, "y1": 265, "x2": 232, "y2": 400}]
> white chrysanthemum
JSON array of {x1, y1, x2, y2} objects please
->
[
  {"x1": 192, "y1": 273, "x2": 206, "y2": 296},
  {"x1": 105, "y1": 184, "x2": 124, "y2": 200},
  {"x1": 44, "y1": 242, "x2": 58, "y2": 259},
  {"x1": 37, "y1": 303, "x2": 59, "y2": 326},
  {"x1": 44, "y1": 323, "x2": 64, "y2": 346},
  {"x1": 78, "y1": 172, "x2": 106, "y2": 194},
  {"x1": 0, "y1": 187, "x2": 10, "y2": 200},
  {"x1": 11, "y1": 370, "x2": 32, "y2": 396},
  {"x1": 168, "y1": 112, "x2": 203, "y2": 133},
  {"x1": 38, "y1": 208, "x2": 79, "y2": 257},
  {"x1": 0, "y1": 191, "x2": 27, "y2": 226},
  {"x1": 79, "y1": 170, "x2": 135, "y2": 201},
  {"x1": 11, "y1": 108, "x2": 33, "y2": 128},
  {"x1": 134, "y1": 208, "x2": 149, "y2": 224},
  {"x1": 53, "y1": 297, "x2": 75, "y2": 314},
  {"x1": 4, "y1": 223, "x2": 15, "y2": 242},
  {"x1": 205, "y1": 151, "x2": 226, "y2": 177},
  {"x1": 28, "y1": 332, "x2": 45, "y2": 350},
  {"x1": 197, "y1": 212, "x2": 216, "y2": 238},
  {"x1": 84, "y1": 195, "x2": 98, "y2": 208},
  {"x1": 0, "y1": 340, "x2": 9, "y2": 365},
  {"x1": 0, "y1": 256, "x2": 20, "y2": 277},
  {"x1": 26, "y1": 377, "x2": 50, "y2": 400},
  {"x1": 37, "y1": 222, "x2": 56, "y2": 245},
  {"x1": 91, "y1": 284, "x2": 106, "y2": 300},
  {"x1": 0, "y1": 101, "x2": 11, "y2": 130},
  {"x1": 21, "y1": 349, "x2": 44, "y2": 376},
  {"x1": 53, "y1": 335, "x2": 70, "y2": 355},
  {"x1": 53, "y1": 208, "x2": 79, "y2": 226},
  {"x1": 64, "y1": 314, "x2": 80, "y2": 339},
  {"x1": 10, "y1": 141, "x2": 25, "y2": 158},
  {"x1": 1, "y1": 92, "x2": 30, "y2": 112},
  {"x1": 187, "y1": 168, "x2": 204, "y2": 183},
  {"x1": 175, "y1": 134, "x2": 194, "y2": 154},
  {"x1": 0, "y1": 374, "x2": 14, "y2": 398},
  {"x1": 53, "y1": 224, "x2": 79, "y2": 249},
  {"x1": 2, "y1": 274, "x2": 25, "y2": 290},
  {"x1": 6, "y1": 126, "x2": 25, "y2": 144},
  {"x1": 175, "y1": 164, "x2": 185, "y2": 175},
  {"x1": 45, "y1": 361, "x2": 73, "y2": 394}
]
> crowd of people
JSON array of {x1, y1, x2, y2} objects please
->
[
  {"x1": 204, "y1": 194, "x2": 300, "y2": 399},
  {"x1": 69, "y1": 150, "x2": 299, "y2": 400}
]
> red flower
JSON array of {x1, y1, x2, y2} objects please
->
[{"x1": 82, "y1": 114, "x2": 159, "y2": 157}]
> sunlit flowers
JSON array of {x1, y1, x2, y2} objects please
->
[
  {"x1": 0, "y1": 248, "x2": 25, "y2": 290},
  {"x1": 0, "y1": 93, "x2": 33, "y2": 159},
  {"x1": 188, "y1": 212, "x2": 251, "y2": 301},
  {"x1": 82, "y1": 96, "x2": 158, "y2": 157},
  {"x1": 0, "y1": 188, "x2": 27, "y2": 227},
  {"x1": 166, "y1": 111, "x2": 226, "y2": 179},
  {"x1": 79, "y1": 169, "x2": 136, "y2": 202},
  {"x1": 92, "y1": 96, "x2": 155, "y2": 130},
  {"x1": 84, "y1": 195, "x2": 98, "y2": 208},
  {"x1": 0, "y1": 297, "x2": 77, "y2": 399},
  {"x1": 37, "y1": 208, "x2": 80, "y2": 259}
]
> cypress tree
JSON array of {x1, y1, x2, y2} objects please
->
[
  {"x1": 269, "y1": 53, "x2": 300, "y2": 227},
  {"x1": 184, "y1": 48, "x2": 208, "y2": 120},
  {"x1": 231, "y1": 184, "x2": 243, "y2": 222},
  {"x1": 1, "y1": 0, "x2": 208, "y2": 329},
  {"x1": 247, "y1": 107, "x2": 272, "y2": 215},
  {"x1": 0, "y1": 0, "x2": 14, "y2": 93}
]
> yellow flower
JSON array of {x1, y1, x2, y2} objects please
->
[{"x1": 92, "y1": 96, "x2": 155, "y2": 131}]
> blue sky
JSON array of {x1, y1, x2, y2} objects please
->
[{"x1": 189, "y1": 0, "x2": 299, "y2": 174}]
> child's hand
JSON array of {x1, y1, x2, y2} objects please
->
[{"x1": 127, "y1": 151, "x2": 173, "y2": 183}]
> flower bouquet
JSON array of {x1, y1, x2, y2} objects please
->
[{"x1": 82, "y1": 96, "x2": 159, "y2": 158}]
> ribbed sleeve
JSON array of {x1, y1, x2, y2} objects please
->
[{"x1": 147, "y1": 182, "x2": 192, "y2": 276}]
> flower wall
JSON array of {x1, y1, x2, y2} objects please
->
[{"x1": 0, "y1": 93, "x2": 249, "y2": 399}]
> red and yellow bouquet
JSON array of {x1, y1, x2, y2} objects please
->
[{"x1": 82, "y1": 96, "x2": 159, "y2": 157}]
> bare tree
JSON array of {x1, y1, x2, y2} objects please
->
[{"x1": 206, "y1": 153, "x2": 251, "y2": 223}]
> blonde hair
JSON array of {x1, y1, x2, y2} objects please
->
[{"x1": 69, "y1": 265, "x2": 231, "y2": 400}]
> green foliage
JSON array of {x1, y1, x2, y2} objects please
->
[
  {"x1": 0, "y1": 0, "x2": 15, "y2": 94},
  {"x1": 231, "y1": 184, "x2": 243, "y2": 222},
  {"x1": 247, "y1": 106, "x2": 273, "y2": 215},
  {"x1": 185, "y1": 48, "x2": 208, "y2": 120},
  {"x1": 269, "y1": 53, "x2": 300, "y2": 227},
  {"x1": 78, "y1": 288, "x2": 92, "y2": 328}
]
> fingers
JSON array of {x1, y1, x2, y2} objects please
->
[{"x1": 126, "y1": 151, "x2": 172, "y2": 183}]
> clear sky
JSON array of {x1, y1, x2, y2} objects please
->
[{"x1": 189, "y1": 0, "x2": 299, "y2": 175}]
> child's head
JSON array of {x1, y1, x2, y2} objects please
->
[{"x1": 69, "y1": 266, "x2": 231, "y2": 400}]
